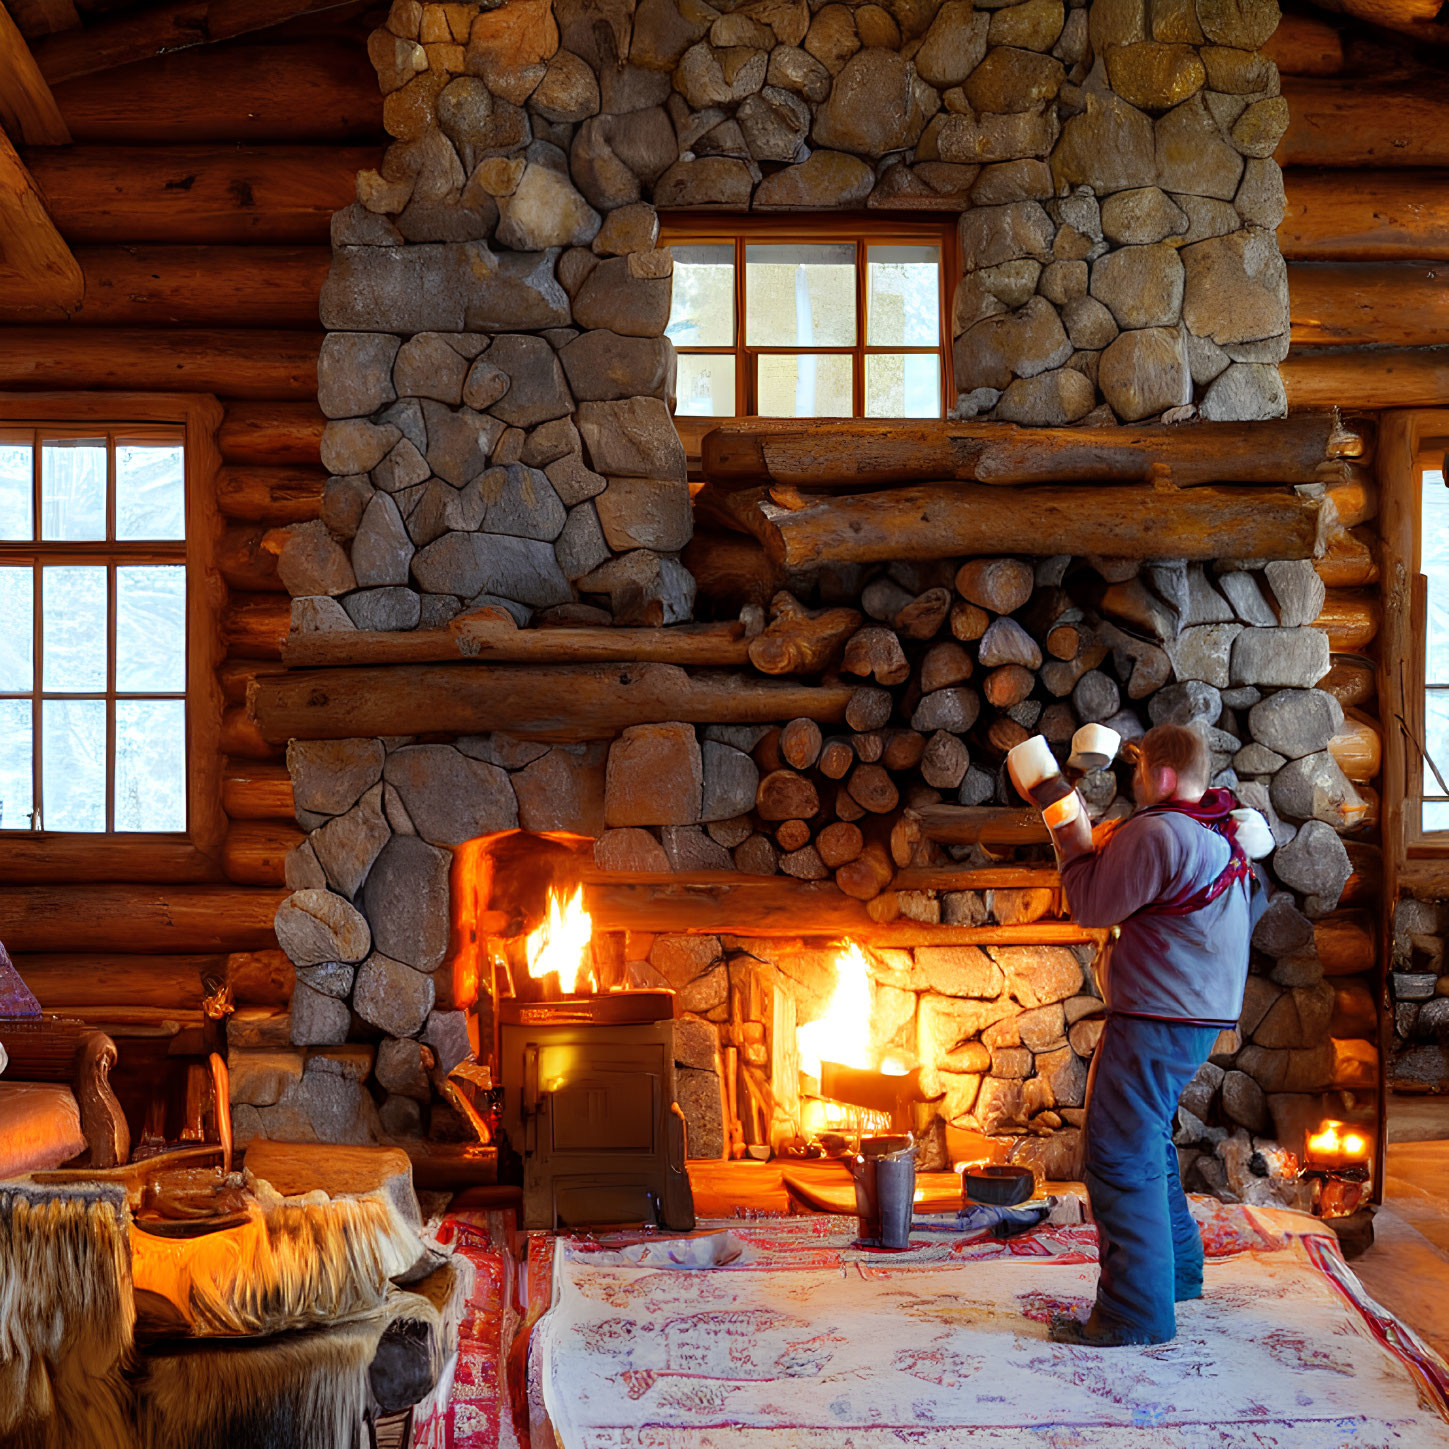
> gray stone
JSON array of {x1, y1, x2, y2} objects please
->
[
  {"x1": 1231, "y1": 628, "x2": 1331, "y2": 688},
  {"x1": 412, "y1": 530, "x2": 572, "y2": 607},
  {"x1": 354, "y1": 954, "x2": 436, "y2": 1038},
  {"x1": 285, "y1": 841, "x2": 327, "y2": 891},
  {"x1": 1155, "y1": 94, "x2": 1244, "y2": 200},
  {"x1": 463, "y1": 358, "x2": 511, "y2": 411},
  {"x1": 372, "y1": 441, "x2": 430, "y2": 495},
  {"x1": 342, "y1": 586, "x2": 422, "y2": 632},
  {"x1": 911, "y1": 686, "x2": 980, "y2": 733},
  {"x1": 391, "y1": 333, "x2": 468, "y2": 405},
  {"x1": 700, "y1": 741, "x2": 759, "y2": 822},
  {"x1": 1168, "y1": 622, "x2": 1242, "y2": 687},
  {"x1": 1235, "y1": 157, "x2": 1286, "y2": 230},
  {"x1": 1253, "y1": 892, "x2": 1314, "y2": 956},
  {"x1": 1184, "y1": 563, "x2": 1235, "y2": 624},
  {"x1": 289, "y1": 739, "x2": 385, "y2": 818},
  {"x1": 229, "y1": 1048, "x2": 305, "y2": 1108},
  {"x1": 276, "y1": 520, "x2": 356, "y2": 597},
  {"x1": 546, "y1": 452, "x2": 608, "y2": 505},
  {"x1": 275, "y1": 888, "x2": 371, "y2": 967},
  {"x1": 1270, "y1": 751, "x2": 1360, "y2": 827},
  {"x1": 1220, "y1": 1069, "x2": 1270, "y2": 1132},
  {"x1": 321, "y1": 475, "x2": 374, "y2": 539},
  {"x1": 576, "y1": 397, "x2": 686, "y2": 481},
  {"x1": 496, "y1": 161, "x2": 601, "y2": 250},
  {"x1": 311, "y1": 783, "x2": 391, "y2": 899},
  {"x1": 579, "y1": 548, "x2": 695, "y2": 625},
  {"x1": 482, "y1": 334, "x2": 574, "y2": 428},
  {"x1": 573, "y1": 252, "x2": 674, "y2": 337},
  {"x1": 1182, "y1": 227, "x2": 1288, "y2": 345},
  {"x1": 1249, "y1": 688, "x2": 1342, "y2": 758},
  {"x1": 1200, "y1": 362, "x2": 1287, "y2": 421},
  {"x1": 352, "y1": 493, "x2": 414, "y2": 588},
  {"x1": 1037, "y1": 1045, "x2": 1088, "y2": 1107},
  {"x1": 595, "y1": 476, "x2": 691, "y2": 551},
  {"x1": 1234, "y1": 741, "x2": 1286, "y2": 775},
  {"x1": 674, "y1": 41, "x2": 767, "y2": 108},
  {"x1": 958, "y1": 201, "x2": 1055, "y2": 271},
  {"x1": 994, "y1": 368, "x2": 1095, "y2": 425},
  {"x1": 289, "y1": 981, "x2": 352, "y2": 1046},
  {"x1": 1148, "y1": 679, "x2": 1222, "y2": 727},
  {"x1": 422, "y1": 401, "x2": 506, "y2": 485},
  {"x1": 736, "y1": 86, "x2": 811, "y2": 162},
  {"x1": 424, "y1": 1010, "x2": 472, "y2": 1073},
  {"x1": 318, "y1": 333, "x2": 400, "y2": 419},
  {"x1": 1218, "y1": 570, "x2": 1277, "y2": 625},
  {"x1": 384, "y1": 744, "x2": 518, "y2": 846},
  {"x1": 476, "y1": 464, "x2": 567, "y2": 540},
  {"x1": 294, "y1": 960, "x2": 354, "y2": 1001},
  {"x1": 559, "y1": 331, "x2": 674, "y2": 401},
  {"x1": 1263, "y1": 560, "x2": 1325, "y2": 630},
  {"x1": 661, "y1": 825, "x2": 734, "y2": 871},
  {"x1": 1090, "y1": 243, "x2": 1184, "y2": 328},
  {"x1": 363, "y1": 835, "x2": 453, "y2": 972},
  {"x1": 1098, "y1": 326, "x2": 1190, "y2": 421},
  {"x1": 512, "y1": 742, "x2": 607, "y2": 834},
  {"x1": 376, "y1": 1037, "x2": 434, "y2": 1100},
  {"x1": 1099, "y1": 186, "x2": 1188, "y2": 244},
  {"x1": 1272, "y1": 819, "x2": 1350, "y2": 906},
  {"x1": 554, "y1": 501, "x2": 611, "y2": 580}
]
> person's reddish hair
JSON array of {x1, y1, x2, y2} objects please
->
[{"x1": 1138, "y1": 723, "x2": 1210, "y2": 788}]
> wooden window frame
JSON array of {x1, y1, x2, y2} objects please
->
[
  {"x1": 0, "y1": 392, "x2": 226, "y2": 883},
  {"x1": 660, "y1": 213, "x2": 960, "y2": 462}
]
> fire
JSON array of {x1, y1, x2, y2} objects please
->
[
  {"x1": 797, "y1": 943, "x2": 873, "y2": 1078},
  {"x1": 1306, "y1": 1121, "x2": 1369, "y2": 1163},
  {"x1": 525, "y1": 885, "x2": 594, "y2": 995}
]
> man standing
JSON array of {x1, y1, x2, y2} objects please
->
[{"x1": 1014, "y1": 722, "x2": 1261, "y2": 1347}]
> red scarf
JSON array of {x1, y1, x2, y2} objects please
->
[{"x1": 1131, "y1": 789, "x2": 1255, "y2": 917}]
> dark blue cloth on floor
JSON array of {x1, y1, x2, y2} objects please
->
[{"x1": 1084, "y1": 1012, "x2": 1219, "y2": 1342}]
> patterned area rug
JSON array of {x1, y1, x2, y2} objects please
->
[{"x1": 531, "y1": 1201, "x2": 1449, "y2": 1449}]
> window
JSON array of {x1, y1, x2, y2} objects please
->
[
  {"x1": 663, "y1": 220, "x2": 954, "y2": 422},
  {"x1": 1420, "y1": 447, "x2": 1449, "y2": 835}
]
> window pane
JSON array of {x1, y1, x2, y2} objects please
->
[
  {"x1": 745, "y1": 244, "x2": 856, "y2": 347},
  {"x1": 116, "y1": 441, "x2": 185, "y2": 541},
  {"x1": 667, "y1": 245, "x2": 735, "y2": 348},
  {"x1": 865, "y1": 353, "x2": 942, "y2": 419},
  {"x1": 117, "y1": 566, "x2": 185, "y2": 692},
  {"x1": 43, "y1": 565, "x2": 108, "y2": 693},
  {"x1": 116, "y1": 699, "x2": 185, "y2": 832},
  {"x1": 0, "y1": 699, "x2": 32, "y2": 830},
  {"x1": 1425, "y1": 800, "x2": 1449, "y2": 833},
  {"x1": 756, "y1": 353, "x2": 853, "y2": 417},
  {"x1": 0, "y1": 567, "x2": 33, "y2": 691},
  {"x1": 675, "y1": 354, "x2": 736, "y2": 417},
  {"x1": 42, "y1": 698, "x2": 105, "y2": 831},
  {"x1": 867, "y1": 245, "x2": 941, "y2": 346},
  {"x1": 0, "y1": 438, "x2": 32, "y2": 540},
  {"x1": 40, "y1": 438, "x2": 106, "y2": 541},
  {"x1": 1425, "y1": 469, "x2": 1449, "y2": 684},
  {"x1": 1426, "y1": 690, "x2": 1449, "y2": 797}
]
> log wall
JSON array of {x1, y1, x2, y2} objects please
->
[{"x1": 0, "y1": 9, "x2": 381, "y2": 1039}]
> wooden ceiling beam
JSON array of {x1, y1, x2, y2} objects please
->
[
  {"x1": 0, "y1": 0, "x2": 69, "y2": 144},
  {"x1": 0, "y1": 124, "x2": 82, "y2": 308},
  {"x1": 33, "y1": 0, "x2": 362, "y2": 86},
  {"x1": 5, "y1": 0, "x2": 78, "y2": 37}
]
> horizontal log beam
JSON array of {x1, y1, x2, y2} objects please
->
[
  {"x1": 1322, "y1": 655, "x2": 1376, "y2": 710},
  {"x1": 282, "y1": 618, "x2": 753, "y2": 668},
  {"x1": 249, "y1": 664, "x2": 857, "y2": 743},
  {"x1": 35, "y1": 0, "x2": 357, "y2": 84},
  {"x1": 1288, "y1": 263, "x2": 1449, "y2": 348},
  {"x1": 223, "y1": 701, "x2": 282, "y2": 757},
  {"x1": 218, "y1": 524, "x2": 283, "y2": 591},
  {"x1": 1315, "y1": 591, "x2": 1381, "y2": 651},
  {"x1": 0, "y1": 885, "x2": 286, "y2": 951},
  {"x1": 1279, "y1": 79, "x2": 1449, "y2": 168},
  {"x1": 223, "y1": 593, "x2": 290, "y2": 658},
  {"x1": 11, "y1": 953, "x2": 220, "y2": 1008},
  {"x1": 704, "y1": 483, "x2": 1329, "y2": 570},
  {"x1": 1400, "y1": 859, "x2": 1449, "y2": 899},
  {"x1": 1283, "y1": 347, "x2": 1449, "y2": 411},
  {"x1": 700, "y1": 414, "x2": 1354, "y2": 488},
  {"x1": 51, "y1": 41, "x2": 381, "y2": 144},
  {"x1": 0, "y1": 836, "x2": 225, "y2": 883},
  {"x1": 581, "y1": 870, "x2": 1099, "y2": 944},
  {"x1": 1281, "y1": 171, "x2": 1449, "y2": 261},
  {"x1": 5, "y1": 0, "x2": 79, "y2": 40},
  {"x1": 891, "y1": 865, "x2": 1060, "y2": 890},
  {"x1": 911, "y1": 805, "x2": 1050, "y2": 846},
  {"x1": 217, "y1": 464, "x2": 324, "y2": 523},
  {"x1": 219, "y1": 402, "x2": 324, "y2": 465},
  {"x1": 0, "y1": 124, "x2": 82, "y2": 310},
  {"x1": 224, "y1": 820, "x2": 303, "y2": 885},
  {"x1": 1262, "y1": 12, "x2": 1344, "y2": 74},
  {"x1": 0, "y1": 245, "x2": 329, "y2": 327},
  {"x1": 21, "y1": 145, "x2": 372, "y2": 245},
  {"x1": 1315, "y1": 524, "x2": 1379, "y2": 588},
  {"x1": 0, "y1": 327, "x2": 319, "y2": 397},
  {"x1": 218, "y1": 657, "x2": 286, "y2": 704},
  {"x1": 222, "y1": 762, "x2": 295, "y2": 819}
]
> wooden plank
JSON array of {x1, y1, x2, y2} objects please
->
[
  {"x1": 282, "y1": 619, "x2": 753, "y2": 668},
  {"x1": 0, "y1": 885, "x2": 287, "y2": 951},
  {"x1": 1283, "y1": 348, "x2": 1449, "y2": 411},
  {"x1": 224, "y1": 592, "x2": 290, "y2": 658},
  {"x1": 1281, "y1": 171, "x2": 1449, "y2": 262},
  {"x1": 703, "y1": 482, "x2": 1330, "y2": 570},
  {"x1": 12, "y1": 953, "x2": 220, "y2": 1008},
  {"x1": 582, "y1": 870, "x2": 1100, "y2": 944},
  {"x1": 700, "y1": 414, "x2": 1353, "y2": 488},
  {"x1": 216, "y1": 464, "x2": 324, "y2": 523},
  {"x1": 35, "y1": 0, "x2": 362, "y2": 84},
  {"x1": 910, "y1": 805, "x2": 1050, "y2": 846},
  {"x1": 224, "y1": 820, "x2": 303, "y2": 884},
  {"x1": 249, "y1": 663, "x2": 857, "y2": 743},
  {"x1": 1288, "y1": 263, "x2": 1449, "y2": 348},
  {"x1": 0, "y1": 0, "x2": 69, "y2": 142},
  {"x1": 0, "y1": 124, "x2": 81, "y2": 307},
  {"x1": 1279, "y1": 79, "x2": 1449, "y2": 169},
  {"x1": 0, "y1": 244, "x2": 329, "y2": 326},
  {"x1": 222, "y1": 762, "x2": 294, "y2": 819},
  {"x1": 0, "y1": 327, "x2": 319, "y2": 397},
  {"x1": 21, "y1": 145, "x2": 372, "y2": 245},
  {"x1": 0, "y1": 836, "x2": 226, "y2": 882},
  {"x1": 218, "y1": 401, "x2": 323, "y2": 464},
  {"x1": 1262, "y1": 11, "x2": 1344, "y2": 74},
  {"x1": 51, "y1": 40, "x2": 381, "y2": 144}
]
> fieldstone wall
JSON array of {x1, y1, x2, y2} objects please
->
[{"x1": 1390, "y1": 898, "x2": 1449, "y2": 1091}]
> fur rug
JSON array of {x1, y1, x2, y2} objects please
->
[{"x1": 0, "y1": 1183, "x2": 134, "y2": 1449}]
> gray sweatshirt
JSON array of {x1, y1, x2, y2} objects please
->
[{"x1": 1058, "y1": 810, "x2": 1254, "y2": 1026}]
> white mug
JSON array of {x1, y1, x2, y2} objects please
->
[
  {"x1": 1068, "y1": 723, "x2": 1122, "y2": 773},
  {"x1": 1007, "y1": 734, "x2": 1058, "y2": 792}
]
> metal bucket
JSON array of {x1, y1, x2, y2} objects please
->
[{"x1": 852, "y1": 1136, "x2": 917, "y2": 1249}]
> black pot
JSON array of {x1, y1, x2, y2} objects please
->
[{"x1": 961, "y1": 1164, "x2": 1035, "y2": 1207}]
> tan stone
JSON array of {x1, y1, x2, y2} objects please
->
[
  {"x1": 383, "y1": 71, "x2": 447, "y2": 142},
  {"x1": 962, "y1": 47, "x2": 1065, "y2": 114},
  {"x1": 1234, "y1": 157, "x2": 1285, "y2": 230},
  {"x1": 915, "y1": 1, "x2": 989, "y2": 87},
  {"x1": 1231, "y1": 95, "x2": 1289, "y2": 158},
  {"x1": 513, "y1": 743, "x2": 607, "y2": 835},
  {"x1": 1038, "y1": 258, "x2": 1088, "y2": 303},
  {"x1": 854, "y1": 2, "x2": 900, "y2": 46},
  {"x1": 1150, "y1": 0, "x2": 1205, "y2": 42},
  {"x1": 592, "y1": 202, "x2": 659, "y2": 257},
  {"x1": 595, "y1": 827, "x2": 671, "y2": 871},
  {"x1": 1100, "y1": 185, "x2": 1189, "y2": 244},
  {"x1": 958, "y1": 200, "x2": 1054, "y2": 270},
  {"x1": 1098, "y1": 325, "x2": 1191, "y2": 421},
  {"x1": 1089, "y1": 0, "x2": 1147, "y2": 48},
  {"x1": 1201, "y1": 44, "x2": 1277, "y2": 93},
  {"x1": 369, "y1": 27, "x2": 429, "y2": 92},
  {"x1": 995, "y1": 367, "x2": 1096, "y2": 424},
  {"x1": 970, "y1": 158, "x2": 1053, "y2": 204},
  {"x1": 754, "y1": 149, "x2": 874, "y2": 209},
  {"x1": 766, "y1": 43, "x2": 832, "y2": 101},
  {"x1": 653, "y1": 155, "x2": 759, "y2": 207},
  {"x1": 274, "y1": 889, "x2": 372, "y2": 967},
  {"x1": 1195, "y1": 0, "x2": 1280, "y2": 48},
  {"x1": 605, "y1": 723, "x2": 703, "y2": 826},
  {"x1": 1181, "y1": 226, "x2": 1287, "y2": 345},
  {"x1": 937, "y1": 104, "x2": 1059, "y2": 165},
  {"x1": 803, "y1": 3, "x2": 859, "y2": 71},
  {"x1": 988, "y1": 0, "x2": 1064, "y2": 50},
  {"x1": 1155, "y1": 94, "x2": 1244, "y2": 200},
  {"x1": 954, "y1": 295, "x2": 1071, "y2": 391},
  {"x1": 812, "y1": 48, "x2": 927, "y2": 156},
  {"x1": 468, "y1": 0, "x2": 558, "y2": 73},
  {"x1": 1090, "y1": 242, "x2": 1184, "y2": 328},
  {"x1": 1051, "y1": 90, "x2": 1156, "y2": 194},
  {"x1": 1106, "y1": 42, "x2": 1206, "y2": 112},
  {"x1": 978, "y1": 258, "x2": 1042, "y2": 306},
  {"x1": 532, "y1": 49, "x2": 600, "y2": 122},
  {"x1": 496, "y1": 162, "x2": 600, "y2": 250},
  {"x1": 674, "y1": 41, "x2": 768, "y2": 107},
  {"x1": 1062, "y1": 295, "x2": 1119, "y2": 349}
]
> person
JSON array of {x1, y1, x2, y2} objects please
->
[{"x1": 1014, "y1": 722, "x2": 1263, "y2": 1347}]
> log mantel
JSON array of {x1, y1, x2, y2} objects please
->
[
  {"x1": 249, "y1": 664, "x2": 857, "y2": 742},
  {"x1": 700, "y1": 415, "x2": 1357, "y2": 489}
]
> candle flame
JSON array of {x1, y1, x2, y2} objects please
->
[{"x1": 525, "y1": 885, "x2": 593, "y2": 994}]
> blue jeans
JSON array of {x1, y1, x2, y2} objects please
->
[{"x1": 1083, "y1": 1013, "x2": 1219, "y2": 1342}]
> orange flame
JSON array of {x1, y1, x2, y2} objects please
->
[
  {"x1": 1307, "y1": 1121, "x2": 1369, "y2": 1163},
  {"x1": 795, "y1": 943, "x2": 909, "y2": 1081},
  {"x1": 525, "y1": 885, "x2": 594, "y2": 995}
]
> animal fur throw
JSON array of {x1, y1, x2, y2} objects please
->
[
  {"x1": 131, "y1": 1175, "x2": 425, "y2": 1338},
  {"x1": 0, "y1": 1183, "x2": 135, "y2": 1449}
]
